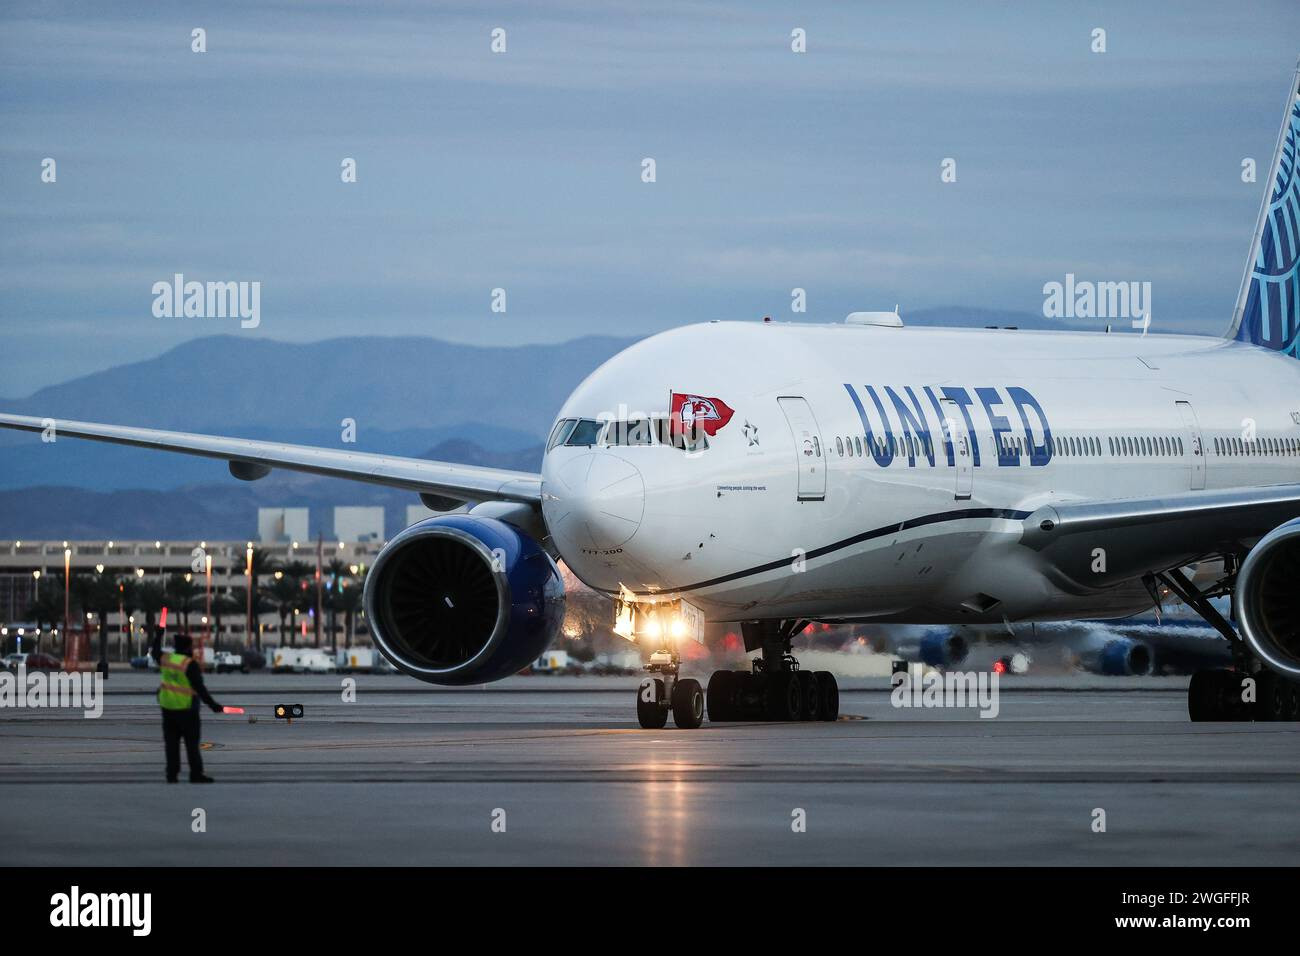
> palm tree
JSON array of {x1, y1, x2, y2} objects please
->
[
  {"x1": 22, "y1": 594, "x2": 61, "y2": 653},
  {"x1": 135, "y1": 581, "x2": 167, "y2": 646},
  {"x1": 324, "y1": 559, "x2": 350, "y2": 653},
  {"x1": 336, "y1": 578, "x2": 363, "y2": 650},
  {"x1": 117, "y1": 577, "x2": 146, "y2": 659},
  {"x1": 282, "y1": 560, "x2": 315, "y2": 646},
  {"x1": 227, "y1": 584, "x2": 272, "y2": 650},
  {"x1": 84, "y1": 571, "x2": 122, "y2": 673},
  {"x1": 166, "y1": 572, "x2": 202, "y2": 634},
  {"x1": 209, "y1": 592, "x2": 240, "y2": 652},
  {"x1": 266, "y1": 574, "x2": 302, "y2": 648},
  {"x1": 243, "y1": 547, "x2": 279, "y2": 650}
]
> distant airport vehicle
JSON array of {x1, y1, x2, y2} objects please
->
[
  {"x1": 272, "y1": 648, "x2": 336, "y2": 674},
  {"x1": 297, "y1": 649, "x2": 337, "y2": 674},
  {"x1": 212, "y1": 651, "x2": 248, "y2": 674},
  {"x1": 531, "y1": 650, "x2": 570, "y2": 673},
  {"x1": 336, "y1": 647, "x2": 395, "y2": 673},
  {"x1": 3, "y1": 652, "x2": 61, "y2": 672},
  {"x1": 6, "y1": 63, "x2": 1300, "y2": 725}
]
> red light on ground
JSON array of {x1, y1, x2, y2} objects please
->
[
  {"x1": 821, "y1": 623, "x2": 831, "y2": 631},
  {"x1": 803, "y1": 624, "x2": 814, "y2": 634}
]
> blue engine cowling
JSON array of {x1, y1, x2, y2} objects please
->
[
  {"x1": 363, "y1": 515, "x2": 566, "y2": 685},
  {"x1": 1080, "y1": 637, "x2": 1153, "y2": 676},
  {"x1": 889, "y1": 629, "x2": 970, "y2": 668}
]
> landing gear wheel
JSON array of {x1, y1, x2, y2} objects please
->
[
  {"x1": 707, "y1": 670, "x2": 737, "y2": 722},
  {"x1": 764, "y1": 671, "x2": 802, "y2": 722},
  {"x1": 1258, "y1": 672, "x2": 1291, "y2": 722},
  {"x1": 1286, "y1": 681, "x2": 1300, "y2": 721},
  {"x1": 672, "y1": 678, "x2": 705, "y2": 729},
  {"x1": 636, "y1": 679, "x2": 668, "y2": 729},
  {"x1": 815, "y1": 671, "x2": 839, "y2": 721},
  {"x1": 1188, "y1": 669, "x2": 1241, "y2": 721},
  {"x1": 797, "y1": 671, "x2": 820, "y2": 721}
]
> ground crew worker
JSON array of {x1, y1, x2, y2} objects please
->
[{"x1": 151, "y1": 628, "x2": 223, "y2": 783}]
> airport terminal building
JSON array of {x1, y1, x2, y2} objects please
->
[{"x1": 0, "y1": 507, "x2": 403, "y2": 658}]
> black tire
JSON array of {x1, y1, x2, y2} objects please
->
[
  {"x1": 1286, "y1": 681, "x2": 1300, "y2": 721},
  {"x1": 1257, "y1": 672, "x2": 1289, "y2": 722},
  {"x1": 797, "y1": 671, "x2": 820, "y2": 721},
  {"x1": 1188, "y1": 669, "x2": 1226, "y2": 721},
  {"x1": 707, "y1": 670, "x2": 736, "y2": 722},
  {"x1": 815, "y1": 671, "x2": 839, "y2": 721},
  {"x1": 764, "y1": 671, "x2": 802, "y2": 722},
  {"x1": 637, "y1": 679, "x2": 668, "y2": 729},
  {"x1": 672, "y1": 678, "x2": 705, "y2": 729}
]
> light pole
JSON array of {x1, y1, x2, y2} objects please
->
[
  {"x1": 245, "y1": 543, "x2": 254, "y2": 652},
  {"x1": 62, "y1": 547, "x2": 70, "y2": 663},
  {"x1": 205, "y1": 553, "x2": 213, "y2": 654},
  {"x1": 94, "y1": 564, "x2": 108, "y2": 676}
]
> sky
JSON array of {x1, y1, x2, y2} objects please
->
[{"x1": 2, "y1": 0, "x2": 1299, "y2": 395}]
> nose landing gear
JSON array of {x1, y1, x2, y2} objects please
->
[{"x1": 636, "y1": 649, "x2": 704, "y2": 729}]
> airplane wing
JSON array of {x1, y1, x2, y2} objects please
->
[
  {"x1": 0, "y1": 413, "x2": 541, "y2": 509},
  {"x1": 1019, "y1": 484, "x2": 1300, "y2": 592}
]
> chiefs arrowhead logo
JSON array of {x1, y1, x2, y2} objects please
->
[{"x1": 670, "y1": 392, "x2": 735, "y2": 436}]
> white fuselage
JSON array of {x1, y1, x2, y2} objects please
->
[{"x1": 539, "y1": 321, "x2": 1300, "y2": 626}]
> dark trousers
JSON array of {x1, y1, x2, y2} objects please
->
[{"x1": 161, "y1": 708, "x2": 204, "y2": 781}]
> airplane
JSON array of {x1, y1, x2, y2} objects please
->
[
  {"x1": 5, "y1": 61, "x2": 1300, "y2": 729},
  {"x1": 880, "y1": 612, "x2": 1235, "y2": 677}
]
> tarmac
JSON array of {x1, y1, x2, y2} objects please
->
[{"x1": 1, "y1": 671, "x2": 1297, "y2": 866}]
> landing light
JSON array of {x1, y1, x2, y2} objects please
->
[{"x1": 612, "y1": 588, "x2": 704, "y2": 647}]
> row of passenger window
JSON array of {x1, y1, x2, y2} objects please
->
[
  {"x1": 831, "y1": 431, "x2": 1183, "y2": 461},
  {"x1": 1109, "y1": 435, "x2": 1183, "y2": 457},
  {"x1": 835, "y1": 433, "x2": 932, "y2": 459},
  {"x1": 1213, "y1": 436, "x2": 1300, "y2": 457}
]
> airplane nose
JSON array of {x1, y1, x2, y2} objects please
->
[{"x1": 547, "y1": 453, "x2": 645, "y2": 551}]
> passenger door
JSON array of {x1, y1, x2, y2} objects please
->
[
  {"x1": 1175, "y1": 400, "x2": 1206, "y2": 490},
  {"x1": 777, "y1": 396, "x2": 826, "y2": 501},
  {"x1": 941, "y1": 397, "x2": 974, "y2": 500}
]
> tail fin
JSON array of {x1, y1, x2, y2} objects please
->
[{"x1": 1227, "y1": 58, "x2": 1300, "y2": 355}]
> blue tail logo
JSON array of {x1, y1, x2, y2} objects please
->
[{"x1": 1230, "y1": 64, "x2": 1300, "y2": 356}]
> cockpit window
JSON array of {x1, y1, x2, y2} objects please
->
[
  {"x1": 547, "y1": 419, "x2": 578, "y2": 451},
  {"x1": 564, "y1": 419, "x2": 604, "y2": 446},
  {"x1": 604, "y1": 418, "x2": 654, "y2": 446}
]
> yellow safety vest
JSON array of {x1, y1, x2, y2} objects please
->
[{"x1": 158, "y1": 653, "x2": 195, "y2": 710}]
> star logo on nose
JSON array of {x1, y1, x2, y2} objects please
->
[{"x1": 743, "y1": 420, "x2": 759, "y2": 446}]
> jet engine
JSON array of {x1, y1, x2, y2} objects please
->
[
  {"x1": 1237, "y1": 518, "x2": 1300, "y2": 679},
  {"x1": 888, "y1": 629, "x2": 970, "y2": 668},
  {"x1": 1077, "y1": 637, "x2": 1152, "y2": 676},
  {"x1": 363, "y1": 515, "x2": 565, "y2": 685}
]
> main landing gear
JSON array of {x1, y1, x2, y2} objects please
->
[
  {"x1": 1153, "y1": 566, "x2": 1300, "y2": 722},
  {"x1": 706, "y1": 620, "x2": 839, "y2": 723},
  {"x1": 633, "y1": 619, "x2": 840, "y2": 728}
]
